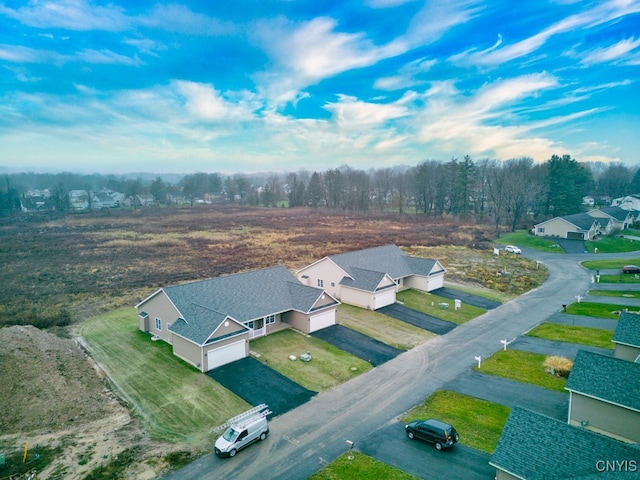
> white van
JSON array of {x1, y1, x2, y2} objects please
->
[{"x1": 214, "y1": 414, "x2": 269, "y2": 457}]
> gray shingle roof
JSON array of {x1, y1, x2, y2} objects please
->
[
  {"x1": 162, "y1": 266, "x2": 335, "y2": 345},
  {"x1": 613, "y1": 312, "x2": 640, "y2": 348},
  {"x1": 566, "y1": 350, "x2": 640, "y2": 411},
  {"x1": 561, "y1": 213, "x2": 600, "y2": 230},
  {"x1": 329, "y1": 244, "x2": 442, "y2": 291},
  {"x1": 597, "y1": 206, "x2": 631, "y2": 221},
  {"x1": 491, "y1": 406, "x2": 640, "y2": 480}
]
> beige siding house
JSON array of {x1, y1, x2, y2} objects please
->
[
  {"x1": 296, "y1": 244, "x2": 445, "y2": 310},
  {"x1": 136, "y1": 266, "x2": 339, "y2": 372},
  {"x1": 533, "y1": 213, "x2": 601, "y2": 240},
  {"x1": 565, "y1": 350, "x2": 640, "y2": 443},
  {"x1": 490, "y1": 407, "x2": 639, "y2": 480},
  {"x1": 587, "y1": 206, "x2": 634, "y2": 231},
  {"x1": 613, "y1": 312, "x2": 640, "y2": 362}
]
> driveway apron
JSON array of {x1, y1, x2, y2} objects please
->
[
  {"x1": 432, "y1": 287, "x2": 501, "y2": 310},
  {"x1": 509, "y1": 336, "x2": 613, "y2": 359},
  {"x1": 378, "y1": 303, "x2": 456, "y2": 335},
  {"x1": 206, "y1": 357, "x2": 316, "y2": 416},
  {"x1": 311, "y1": 324, "x2": 403, "y2": 367},
  {"x1": 443, "y1": 370, "x2": 568, "y2": 420},
  {"x1": 555, "y1": 239, "x2": 586, "y2": 254}
]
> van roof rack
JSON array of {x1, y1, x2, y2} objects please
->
[{"x1": 211, "y1": 404, "x2": 271, "y2": 433}]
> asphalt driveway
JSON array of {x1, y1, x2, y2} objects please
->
[
  {"x1": 311, "y1": 324, "x2": 403, "y2": 366},
  {"x1": 444, "y1": 370, "x2": 568, "y2": 420},
  {"x1": 509, "y1": 336, "x2": 613, "y2": 359},
  {"x1": 555, "y1": 238, "x2": 586, "y2": 254},
  {"x1": 359, "y1": 422, "x2": 494, "y2": 480},
  {"x1": 206, "y1": 357, "x2": 316, "y2": 416},
  {"x1": 378, "y1": 303, "x2": 457, "y2": 335},
  {"x1": 432, "y1": 287, "x2": 501, "y2": 310}
]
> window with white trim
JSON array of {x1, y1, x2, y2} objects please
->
[
  {"x1": 330, "y1": 282, "x2": 335, "y2": 287},
  {"x1": 155, "y1": 317, "x2": 162, "y2": 330},
  {"x1": 317, "y1": 279, "x2": 324, "y2": 288},
  {"x1": 538, "y1": 227, "x2": 545, "y2": 233},
  {"x1": 246, "y1": 320, "x2": 254, "y2": 329},
  {"x1": 265, "y1": 314, "x2": 275, "y2": 325}
]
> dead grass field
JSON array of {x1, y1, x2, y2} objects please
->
[{"x1": 0, "y1": 205, "x2": 543, "y2": 479}]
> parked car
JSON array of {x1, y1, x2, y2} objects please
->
[
  {"x1": 405, "y1": 418, "x2": 459, "y2": 451},
  {"x1": 622, "y1": 265, "x2": 640, "y2": 274},
  {"x1": 214, "y1": 414, "x2": 269, "y2": 457},
  {"x1": 505, "y1": 245, "x2": 522, "y2": 254}
]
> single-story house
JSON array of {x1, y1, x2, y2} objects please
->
[
  {"x1": 136, "y1": 266, "x2": 339, "y2": 372},
  {"x1": 490, "y1": 406, "x2": 640, "y2": 480},
  {"x1": 613, "y1": 311, "x2": 640, "y2": 362},
  {"x1": 533, "y1": 213, "x2": 601, "y2": 240},
  {"x1": 587, "y1": 206, "x2": 634, "y2": 232},
  {"x1": 565, "y1": 350, "x2": 640, "y2": 443},
  {"x1": 296, "y1": 244, "x2": 445, "y2": 310},
  {"x1": 612, "y1": 193, "x2": 640, "y2": 213}
]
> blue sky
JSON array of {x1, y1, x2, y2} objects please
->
[{"x1": 1, "y1": 0, "x2": 639, "y2": 174}]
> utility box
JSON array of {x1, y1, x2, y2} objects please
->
[{"x1": 300, "y1": 351, "x2": 312, "y2": 362}]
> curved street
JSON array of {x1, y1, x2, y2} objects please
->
[{"x1": 163, "y1": 248, "x2": 640, "y2": 480}]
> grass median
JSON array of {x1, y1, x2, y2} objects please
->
[
  {"x1": 396, "y1": 289, "x2": 486, "y2": 324},
  {"x1": 565, "y1": 301, "x2": 640, "y2": 319},
  {"x1": 78, "y1": 308, "x2": 250, "y2": 448},
  {"x1": 526, "y1": 322, "x2": 614, "y2": 349}
]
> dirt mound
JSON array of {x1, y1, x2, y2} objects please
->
[{"x1": 0, "y1": 325, "x2": 156, "y2": 479}]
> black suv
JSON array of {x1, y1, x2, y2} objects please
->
[{"x1": 405, "y1": 418, "x2": 459, "y2": 450}]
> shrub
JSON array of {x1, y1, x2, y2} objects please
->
[{"x1": 544, "y1": 356, "x2": 573, "y2": 378}]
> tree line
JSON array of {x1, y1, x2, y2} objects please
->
[{"x1": 2, "y1": 155, "x2": 640, "y2": 235}]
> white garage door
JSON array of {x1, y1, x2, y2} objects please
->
[
  {"x1": 373, "y1": 290, "x2": 396, "y2": 310},
  {"x1": 206, "y1": 340, "x2": 246, "y2": 371},
  {"x1": 309, "y1": 310, "x2": 336, "y2": 333},
  {"x1": 428, "y1": 274, "x2": 444, "y2": 291}
]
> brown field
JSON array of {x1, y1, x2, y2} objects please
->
[{"x1": 0, "y1": 205, "x2": 544, "y2": 479}]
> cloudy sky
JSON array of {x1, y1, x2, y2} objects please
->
[{"x1": 1, "y1": 0, "x2": 639, "y2": 174}]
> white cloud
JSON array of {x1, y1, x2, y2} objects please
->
[
  {"x1": 0, "y1": 0, "x2": 130, "y2": 31},
  {"x1": 450, "y1": 0, "x2": 640, "y2": 68},
  {"x1": 580, "y1": 37, "x2": 640, "y2": 65},
  {"x1": 324, "y1": 94, "x2": 410, "y2": 127},
  {"x1": 374, "y1": 57, "x2": 436, "y2": 91}
]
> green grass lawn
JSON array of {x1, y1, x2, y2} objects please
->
[
  {"x1": 589, "y1": 289, "x2": 640, "y2": 299},
  {"x1": 526, "y1": 322, "x2": 613, "y2": 349},
  {"x1": 565, "y1": 301, "x2": 640, "y2": 319},
  {"x1": 444, "y1": 282, "x2": 507, "y2": 303},
  {"x1": 581, "y1": 258, "x2": 640, "y2": 270},
  {"x1": 402, "y1": 390, "x2": 510, "y2": 453},
  {"x1": 597, "y1": 274, "x2": 640, "y2": 284},
  {"x1": 310, "y1": 452, "x2": 419, "y2": 480},
  {"x1": 396, "y1": 289, "x2": 486, "y2": 324},
  {"x1": 586, "y1": 236, "x2": 640, "y2": 253},
  {"x1": 78, "y1": 309, "x2": 250, "y2": 448},
  {"x1": 338, "y1": 304, "x2": 435, "y2": 350},
  {"x1": 494, "y1": 230, "x2": 563, "y2": 253},
  {"x1": 476, "y1": 349, "x2": 568, "y2": 392},
  {"x1": 249, "y1": 329, "x2": 372, "y2": 391}
]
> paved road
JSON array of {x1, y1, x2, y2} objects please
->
[{"x1": 163, "y1": 248, "x2": 640, "y2": 480}]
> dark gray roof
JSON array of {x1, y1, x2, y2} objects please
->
[
  {"x1": 328, "y1": 244, "x2": 442, "y2": 291},
  {"x1": 491, "y1": 406, "x2": 640, "y2": 480},
  {"x1": 161, "y1": 266, "x2": 335, "y2": 345},
  {"x1": 597, "y1": 206, "x2": 632, "y2": 221},
  {"x1": 561, "y1": 213, "x2": 600, "y2": 230},
  {"x1": 566, "y1": 350, "x2": 640, "y2": 411},
  {"x1": 613, "y1": 312, "x2": 640, "y2": 348}
]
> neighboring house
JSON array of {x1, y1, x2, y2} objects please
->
[
  {"x1": 533, "y1": 213, "x2": 601, "y2": 240},
  {"x1": 612, "y1": 193, "x2": 640, "y2": 212},
  {"x1": 490, "y1": 406, "x2": 640, "y2": 480},
  {"x1": 582, "y1": 195, "x2": 595, "y2": 206},
  {"x1": 296, "y1": 244, "x2": 445, "y2": 310},
  {"x1": 587, "y1": 206, "x2": 634, "y2": 231},
  {"x1": 136, "y1": 266, "x2": 339, "y2": 372},
  {"x1": 565, "y1": 350, "x2": 640, "y2": 443},
  {"x1": 613, "y1": 311, "x2": 640, "y2": 362}
]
